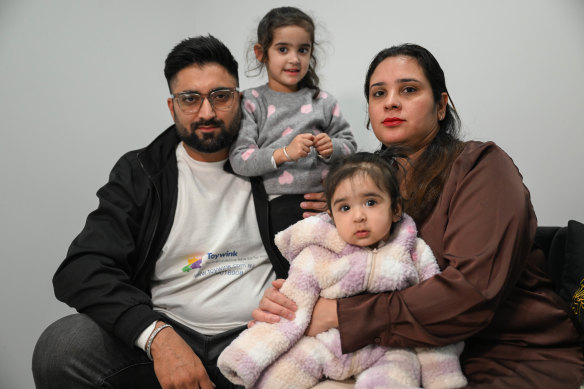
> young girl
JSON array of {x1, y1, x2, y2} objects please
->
[
  {"x1": 229, "y1": 6, "x2": 356, "y2": 241},
  {"x1": 218, "y1": 152, "x2": 467, "y2": 389}
]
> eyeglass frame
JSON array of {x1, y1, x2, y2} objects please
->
[{"x1": 170, "y1": 87, "x2": 240, "y2": 113}]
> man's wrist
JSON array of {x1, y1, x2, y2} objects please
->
[
  {"x1": 146, "y1": 321, "x2": 173, "y2": 360},
  {"x1": 135, "y1": 321, "x2": 157, "y2": 352}
]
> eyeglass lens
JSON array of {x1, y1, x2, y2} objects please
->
[{"x1": 176, "y1": 90, "x2": 234, "y2": 113}]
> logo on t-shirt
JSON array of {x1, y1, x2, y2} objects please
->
[{"x1": 181, "y1": 256, "x2": 202, "y2": 272}]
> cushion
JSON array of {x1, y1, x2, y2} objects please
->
[{"x1": 559, "y1": 220, "x2": 584, "y2": 328}]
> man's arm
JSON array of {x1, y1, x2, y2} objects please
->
[{"x1": 53, "y1": 153, "x2": 163, "y2": 346}]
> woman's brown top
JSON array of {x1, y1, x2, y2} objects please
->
[{"x1": 337, "y1": 141, "x2": 583, "y2": 387}]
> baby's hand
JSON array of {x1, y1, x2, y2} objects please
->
[
  {"x1": 314, "y1": 133, "x2": 333, "y2": 158},
  {"x1": 286, "y1": 134, "x2": 314, "y2": 161}
]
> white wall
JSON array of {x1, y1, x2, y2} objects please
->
[{"x1": 1, "y1": 0, "x2": 583, "y2": 387}]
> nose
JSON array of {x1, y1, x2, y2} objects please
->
[
  {"x1": 198, "y1": 97, "x2": 217, "y2": 121},
  {"x1": 289, "y1": 52, "x2": 300, "y2": 65},
  {"x1": 384, "y1": 90, "x2": 400, "y2": 110},
  {"x1": 353, "y1": 208, "x2": 366, "y2": 222}
]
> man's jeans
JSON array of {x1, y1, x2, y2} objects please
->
[{"x1": 32, "y1": 314, "x2": 244, "y2": 388}]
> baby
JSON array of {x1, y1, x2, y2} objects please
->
[{"x1": 218, "y1": 151, "x2": 467, "y2": 389}]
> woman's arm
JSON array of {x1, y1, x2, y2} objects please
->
[{"x1": 337, "y1": 143, "x2": 538, "y2": 353}]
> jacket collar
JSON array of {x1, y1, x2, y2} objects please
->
[{"x1": 137, "y1": 125, "x2": 180, "y2": 178}]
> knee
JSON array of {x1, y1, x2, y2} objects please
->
[{"x1": 32, "y1": 314, "x2": 99, "y2": 385}]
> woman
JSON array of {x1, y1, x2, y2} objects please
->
[{"x1": 253, "y1": 44, "x2": 584, "y2": 388}]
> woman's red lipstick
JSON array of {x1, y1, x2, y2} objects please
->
[{"x1": 383, "y1": 117, "x2": 404, "y2": 127}]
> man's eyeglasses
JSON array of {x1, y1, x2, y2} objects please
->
[{"x1": 171, "y1": 88, "x2": 239, "y2": 113}]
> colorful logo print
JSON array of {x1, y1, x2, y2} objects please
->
[{"x1": 182, "y1": 257, "x2": 202, "y2": 273}]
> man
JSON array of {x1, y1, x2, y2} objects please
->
[{"x1": 32, "y1": 35, "x2": 302, "y2": 389}]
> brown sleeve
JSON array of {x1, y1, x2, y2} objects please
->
[{"x1": 337, "y1": 142, "x2": 537, "y2": 353}]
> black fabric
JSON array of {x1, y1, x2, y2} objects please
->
[
  {"x1": 268, "y1": 194, "x2": 306, "y2": 271},
  {"x1": 535, "y1": 220, "x2": 584, "y2": 331},
  {"x1": 561, "y1": 220, "x2": 584, "y2": 327}
]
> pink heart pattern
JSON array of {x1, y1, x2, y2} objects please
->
[
  {"x1": 244, "y1": 100, "x2": 256, "y2": 113},
  {"x1": 318, "y1": 91, "x2": 328, "y2": 99},
  {"x1": 301, "y1": 104, "x2": 313, "y2": 114},
  {"x1": 278, "y1": 171, "x2": 294, "y2": 185},
  {"x1": 333, "y1": 104, "x2": 340, "y2": 117},
  {"x1": 282, "y1": 127, "x2": 293, "y2": 137},
  {"x1": 251, "y1": 89, "x2": 259, "y2": 98},
  {"x1": 242, "y1": 148, "x2": 256, "y2": 161},
  {"x1": 267, "y1": 105, "x2": 276, "y2": 118}
]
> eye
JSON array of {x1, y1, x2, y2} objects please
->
[
  {"x1": 338, "y1": 205, "x2": 350, "y2": 212},
  {"x1": 402, "y1": 86, "x2": 417, "y2": 94},
  {"x1": 370, "y1": 89, "x2": 385, "y2": 99},
  {"x1": 298, "y1": 47, "x2": 310, "y2": 54},
  {"x1": 278, "y1": 47, "x2": 288, "y2": 53},
  {"x1": 180, "y1": 94, "x2": 201, "y2": 105},
  {"x1": 212, "y1": 91, "x2": 230, "y2": 102},
  {"x1": 365, "y1": 199, "x2": 377, "y2": 207}
]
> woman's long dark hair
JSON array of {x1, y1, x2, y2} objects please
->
[{"x1": 364, "y1": 44, "x2": 464, "y2": 225}]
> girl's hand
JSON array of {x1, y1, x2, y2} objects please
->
[
  {"x1": 301, "y1": 192, "x2": 327, "y2": 218},
  {"x1": 286, "y1": 134, "x2": 314, "y2": 161},
  {"x1": 314, "y1": 133, "x2": 333, "y2": 158},
  {"x1": 249, "y1": 279, "x2": 297, "y2": 327}
]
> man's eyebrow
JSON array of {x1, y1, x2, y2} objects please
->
[{"x1": 178, "y1": 87, "x2": 234, "y2": 94}]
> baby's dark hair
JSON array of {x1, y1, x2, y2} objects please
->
[
  {"x1": 251, "y1": 6, "x2": 320, "y2": 96},
  {"x1": 324, "y1": 151, "x2": 403, "y2": 216}
]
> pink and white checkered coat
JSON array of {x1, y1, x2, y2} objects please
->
[{"x1": 218, "y1": 213, "x2": 467, "y2": 389}]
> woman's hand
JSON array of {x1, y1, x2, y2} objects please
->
[
  {"x1": 249, "y1": 279, "x2": 297, "y2": 327},
  {"x1": 305, "y1": 297, "x2": 338, "y2": 337},
  {"x1": 301, "y1": 192, "x2": 327, "y2": 218}
]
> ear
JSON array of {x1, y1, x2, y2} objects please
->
[
  {"x1": 437, "y1": 92, "x2": 448, "y2": 121},
  {"x1": 392, "y1": 203, "x2": 403, "y2": 223},
  {"x1": 254, "y1": 43, "x2": 265, "y2": 63},
  {"x1": 167, "y1": 98, "x2": 176, "y2": 121}
]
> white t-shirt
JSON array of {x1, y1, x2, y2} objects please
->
[{"x1": 149, "y1": 143, "x2": 275, "y2": 335}]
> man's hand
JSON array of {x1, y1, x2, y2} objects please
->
[
  {"x1": 249, "y1": 279, "x2": 297, "y2": 327},
  {"x1": 301, "y1": 192, "x2": 328, "y2": 218},
  {"x1": 313, "y1": 133, "x2": 333, "y2": 158},
  {"x1": 150, "y1": 323, "x2": 215, "y2": 389}
]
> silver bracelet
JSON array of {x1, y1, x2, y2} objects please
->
[
  {"x1": 282, "y1": 147, "x2": 293, "y2": 161},
  {"x1": 146, "y1": 323, "x2": 172, "y2": 360}
]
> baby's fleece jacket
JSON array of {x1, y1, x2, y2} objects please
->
[{"x1": 218, "y1": 213, "x2": 466, "y2": 388}]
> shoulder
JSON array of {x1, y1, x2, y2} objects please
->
[
  {"x1": 109, "y1": 126, "x2": 178, "y2": 186},
  {"x1": 242, "y1": 84, "x2": 271, "y2": 100},
  {"x1": 445, "y1": 140, "x2": 531, "y2": 205},
  {"x1": 453, "y1": 140, "x2": 519, "y2": 178},
  {"x1": 311, "y1": 89, "x2": 338, "y2": 105}
]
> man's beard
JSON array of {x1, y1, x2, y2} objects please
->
[{"x1": 175, "y1": 110, "x2": 241, "y2": 154}]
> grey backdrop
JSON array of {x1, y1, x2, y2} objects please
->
[{"x1": 1, "y1": 0, "x2": 583, "y2": 387}]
